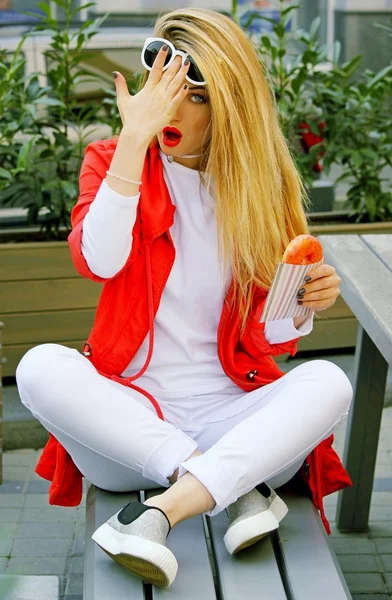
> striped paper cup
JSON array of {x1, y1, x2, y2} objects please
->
[{"x1": 260, "y1": 257, "x2": 325, "y2": 322}]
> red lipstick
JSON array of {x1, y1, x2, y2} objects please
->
[{"x1": 162, "y1": 126, "x2": 182, "y2": 147}]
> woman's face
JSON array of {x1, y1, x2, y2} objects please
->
[{"x1": 157, "y1": 62, "x2": 211, "y2": 171}]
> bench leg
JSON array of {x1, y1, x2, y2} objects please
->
[{"x1": 336, "y1": 325, "x2": 388, "y2": 532}]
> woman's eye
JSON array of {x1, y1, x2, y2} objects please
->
[{"x1": 191, "y1": 93, "x2": 206, "y2": 104}]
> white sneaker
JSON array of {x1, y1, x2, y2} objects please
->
[
  {"x1": 223, "y1": 484, "x2": 288, "y2": 555},
  {"x1": 92, "y1": 501, "x2": 178, "y2": 587}
]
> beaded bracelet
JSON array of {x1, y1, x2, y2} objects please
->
[{"x1": 106, "y1": 170, "x2": 142, "y2": 185}]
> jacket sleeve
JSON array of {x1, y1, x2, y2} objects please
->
[
  {"x1": 68, "y1": 140, "x2": 139, "y2": 283},
  {"x1": 240, "y1": 287, "x2": 301, "y2": 358}
]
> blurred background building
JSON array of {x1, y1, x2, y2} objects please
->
[
  {"x1": 1, "y1": 0, "x2": 391, "y2": 69},
  {"x1": 0, "y1": 0, "x2": 391, "y2": 126}
]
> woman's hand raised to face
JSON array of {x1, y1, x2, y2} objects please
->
[{"x1": 113, "y1": 46, "x2": 191, "y2": 139}]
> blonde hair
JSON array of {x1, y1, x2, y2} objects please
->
[{"x1": 138, "y1": 8, "x2": 310, "y2": 332}]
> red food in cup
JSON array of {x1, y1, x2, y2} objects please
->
[{"x1": 282, "y1": 234, "x2": 323, "y2": 265}]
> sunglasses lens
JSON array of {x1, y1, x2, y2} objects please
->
[
  {"x1": 144, "y1": 41, "x2": 172, "y2": 68},
  {"x1": 187, "y1": 57, "x2": 205, "y2": 84}
]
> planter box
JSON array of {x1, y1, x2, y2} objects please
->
[
  {"x1": 0, "y1": 321, "x2": 3, "y2": 484},
  {"x1": 293, "y1": 294, "x2": 358, "y2": 358},
  {"x1": 308, "y1": 180, "x2": 335, "y2": 213},
  {"x1": 1, "y1": 218, "x2": 392, "y2": 376},
  {"x1": 0, "y1": 241, "x2": 101, "y2": 378}
]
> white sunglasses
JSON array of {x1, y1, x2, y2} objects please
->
[{"x1": 141, "y1": 37, "x2": 207, "y2": 87}]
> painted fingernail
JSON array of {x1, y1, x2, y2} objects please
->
[
  {"x1": 184, "y1": 58, "x2": 190, "y2": 65},
  {"x1": 112, "y1": 71, "x2": 118, "y2": 79},
  {"x1": 183, "y1": 84, "x2": 188, "y2": 90},
  {"x1": 298, "y1": 300, "x2": 303, "y2": 305},
  {"x1": 304, "y1": 275, "x2": 312, "y2": 282},
  {"x1": 298, "y1": 287, "x2": 306, "y2": 295},
  {"x1": 162, "y1": 44, "x2": 168, "y2": 51}
]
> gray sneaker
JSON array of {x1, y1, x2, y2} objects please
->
[
  {"x1": 92, "y1": 501, "x2": 178, "y2": 587},
  {"x1": 223, "y1": 484, "x2": 288, "y2": 555}
]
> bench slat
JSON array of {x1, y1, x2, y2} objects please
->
[
  {"x1": 319, "y1": 234, "x2": 392, "y2": 364},
  {"x1": 278, "y1": 493, "x2": 352, "y2": 599},
  {"x1": 144, "y1": 490, "x2": 217, "y2": 599},
  {"x1": 361, "y1": 234, "x2": 392, "y2": 271},
  {"x1": 84, "y1": 486, "x2": 145, "y2": 600},
  {"x1": 84, "y1": 486, "x2": 352, "y2": 599},
  {"x1": 207, "y1": 512, "x2": 287, "y2": 599},
  {"x1": 0, "y1": 575, "x2": 59, "y2": 600}
]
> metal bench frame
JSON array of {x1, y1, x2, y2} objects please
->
[{"x1": 320, "y1": 234, "x2": 392, "y2": 532}]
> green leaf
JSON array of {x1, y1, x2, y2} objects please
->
[
  {"x1": 365, "y1": 194, "x2": 377, "y2": 221},
  {"x1": 50, "y1": 0, "x2": 67, "y2": 9},
  {"x1": 275, "y1": 23, "x2": 285, "y2": 38},
  {"x1": 242, "y1": 11, "x2": 262, "y2": 30},
  {"x1": 350, "y1": 151, "x2": 364, "y2": 169},
  {"x1": 361, "y1": 148, "x2": 379, "y2": 161},
  {"x1": 37, "y1": 1, "x2": 52, "y2": 17},
  {"x1": 70, "y1": 1, "x2": 95, "y2": 17},
  {"x1": 333, "y1": 41, "x2": 341, "y2": 65},
  {"x1": 34, "y1": 97, "x2": 66, "y2": 107},
  {"x1": 261, "y1": 35, "x2": 271, "y2": 49},
  {"x1": 309, "y1": 17, "x2": 321, "y2": 39},
  {"x1": 341, "y1": 55, "x2": 363, "y2": 78},
  {"x1": 60, "y1": 180, "x2": 76, "y2": 199},
  {"x1": 291, "y1": 71, "x2": 306, "y2": 94},
  {"x1": 0, "y1": 167, "x2": 12, "y2": 180},
  {"x1": 282, "y1": 4, "x2": 300, "y2": 17},
  {"x1": 334, "y1": 171, "x2": 354, "y2": 185},
  {"x1": 368, "y1": 65, "x2": 392, "y2": 88},
  {"x1": 25, "y1": 76, "x2": 41, "y2": 100},
  {"x1": 16, "y1": 138, "x2": 36, "y2": 171},
  {"x1": 256, "y1": 15, "x2": 280, "y2": 26}
]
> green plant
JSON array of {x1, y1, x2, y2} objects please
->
[
  {"x1": 0, "y1": 0, "x2": 110, "y2": 237},
  {"x1": 0, "y1": 41, "x2": 49, "y2": 210},
  {"x1": 232, "y1": 0, "x2": 335, "y2": 187},
  {"x1": 315, "y1": 63, "x2": 392, "y2": 222},
  {"x1": 233, "y1": 0, "x2": 392, "y2": 222}
]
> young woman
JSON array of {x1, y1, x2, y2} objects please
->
[{"x1": 16, "y1": 7, "x2": 353, "y2": 588}]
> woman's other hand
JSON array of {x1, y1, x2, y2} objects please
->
[
  {"x1": 297, "y1": 264, "x2": 341, "y2": 312},
  {"x1": 113, "y1": 45, "x2": 191, "y2": 138}
]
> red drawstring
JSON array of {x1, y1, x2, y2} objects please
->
[
  {"x1": 314, "y1": 446, "x2": 331, "y2": 535},
  {"x1": 110, "y1": 243, "x2": 165, "y2": 421}
]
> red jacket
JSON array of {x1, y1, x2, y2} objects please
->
[{"x1": 36, "y1": 137, "x2": 352, "y2": 534}]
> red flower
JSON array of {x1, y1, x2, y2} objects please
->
[{"x1": 299, "y1": 121, "x2": 326, "y2": 173}]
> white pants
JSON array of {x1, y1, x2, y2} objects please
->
[{"x1": 16, "y1": 343, "x2": 353, "y2": 516}]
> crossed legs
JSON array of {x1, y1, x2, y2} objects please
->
[{"x1": 16, "y1": 343, "x2": 353, "y2": 525}]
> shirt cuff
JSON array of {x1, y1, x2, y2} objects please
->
[
  {"x1": 96, "y1": 178, "x2": 140, "y2": 207},
  {"x1": 264, "y1": 312, "x2": 314, "y2": 344}
]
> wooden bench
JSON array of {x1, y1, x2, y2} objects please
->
[
  {"x1": 84, "y1": 485, "x2": 352, "y2": 599},
  {"x1": 0, "y1": 575, "x2": 59, "y2": 599},
  {"x1": 319, "y1": 234, "x2": 392, "y2": 532}
]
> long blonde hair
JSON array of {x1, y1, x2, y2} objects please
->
[{"x1": 138, "y1": 8, "x2": 310, "y2": 331}]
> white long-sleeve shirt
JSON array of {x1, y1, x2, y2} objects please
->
[{"x1": 81, "y1": 151, "x2": 313, "y2": 424}]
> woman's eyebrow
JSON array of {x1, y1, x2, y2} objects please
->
[{"x1": 188, "y1": 86, "x2": 207, "y2": 91}]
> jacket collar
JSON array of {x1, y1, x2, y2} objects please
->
[{"x1": 140, "y1": 140, "x2": 176, "y2": 241}]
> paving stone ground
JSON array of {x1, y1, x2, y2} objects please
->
[{"x1": 1, "y1": 354, "x2": 392, "y2": 599}]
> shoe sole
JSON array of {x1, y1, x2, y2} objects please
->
[
  {"x1": 92, "y1": 523, "x2": 178, "y2": 587},
  {"x1": 270, "y1": 494, "x2": 289, "y2": 523},
  {"x1": 224, "y1": 510, "x2": 280, "y2": 555}
]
